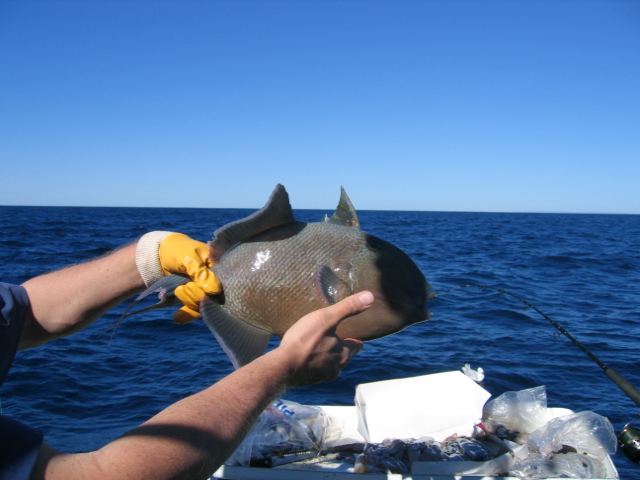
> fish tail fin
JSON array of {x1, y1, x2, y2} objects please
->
[{"x1": 105, "y1": 273, "x2": 190, "y2": 338}]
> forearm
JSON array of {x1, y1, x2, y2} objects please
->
[
  {"x1": 33, "y1": 349, "x2": 292, "y2": 480},
  {"x1": 20, "y1": 244, "x2": 145, "y2": 349},
  {"x1": 28, "y1": 286, "x2": 371, "y2": 479}
]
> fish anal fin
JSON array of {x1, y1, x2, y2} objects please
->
[
  {"x1": 209, "y1": 184, "x2": 295, "y2": 261},
  {"x1": 326, "y1": 186, "x2": 360, "y2": 228},
  {"x1": 317, "y1": 264, "x2": 354, "y2": 305},
  {"x1": 200, "y1": 297, "x2": 272, "y2": 369}
]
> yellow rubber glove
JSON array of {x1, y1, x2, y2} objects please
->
[{"x1": 158, "y1": 233, "x2": 222, "y2": 324}]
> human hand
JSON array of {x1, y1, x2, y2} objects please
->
[
  {"x1": 273, "y1": 291, "x2": 373, "y2": 387},
  {"x1": 157, "y1": 233, "x2": 222, "y2": 324},
  {"x1": 136, "y1": 231, "x2": 222, "y2": 324}
]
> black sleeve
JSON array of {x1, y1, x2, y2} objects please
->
[{"x1": 0, "y1": 282, "x2": 44, "y2": 479}]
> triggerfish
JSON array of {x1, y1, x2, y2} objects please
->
[{"x1": 126, "y1": 185, "x2": 435, "y2": 368}]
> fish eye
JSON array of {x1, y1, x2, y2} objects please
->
[{"x1": 366, "y1": 236, "x2": 382, "y2": 251}]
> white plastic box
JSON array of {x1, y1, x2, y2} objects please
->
[{"x1": 356, "y1": 370, "x2": 492, "y2": 443}]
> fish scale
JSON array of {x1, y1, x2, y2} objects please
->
[{"x1": 212, "y1": 222, "x2": 370, "y2": 336}]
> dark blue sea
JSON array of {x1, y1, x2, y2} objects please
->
[{"x1": 1, "y1": 205, "x2": 639, "y2": 478}]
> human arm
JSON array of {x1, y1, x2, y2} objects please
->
[
  {"x1": 19, "y1": 243, "x2": 145, "y2": 349},
  {"x1": 19, "y1": 233, "x2": 219, "y2": 349},
  {"x1": 30, "y1": 291, "x2": 372, "y2": 480}
]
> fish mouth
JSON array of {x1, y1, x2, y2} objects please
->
[
  {"x1": 423, "y1": 285, "x2": 437, "y2": 320},
  {"x1": 427, "y1": 286, "x2": 437, "y2": 301}
]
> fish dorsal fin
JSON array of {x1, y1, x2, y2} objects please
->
[
  {"x1": 200, "y1": 297, "x2": 272, "y2": 369},
  {"x1": 317, "y1": 265, "x2": 354, "y2": 305},
  {"x1": 209, "y1": 184, "x2": 295, "y2": 261},
  {"x1": 326, "y1": 186, "x2": 359, "y2": 227}
]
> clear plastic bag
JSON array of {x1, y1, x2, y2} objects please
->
[
  {"x1": 510, "y1": 452, "x2": 605, "y2": 480},
  {"x1": 482, "y1": 386, "x2": 549, "y2": 435},
  {"x1": 527, "y1": 410, "x2": 617, "y2": 458},
  {"x1": 507, "y1": 411, "x2": 616, "y2": 479},
  {"x1": 225, "y1": 399, "x2": 335, "y2": 467}
]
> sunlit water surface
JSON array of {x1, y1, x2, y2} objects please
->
[{"x1": 1, "y1": 206, "x2": 639, "y2": 477}]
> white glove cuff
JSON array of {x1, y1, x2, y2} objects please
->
[{"x1": 136, "y1": 231, "x2": 174, "y2": 287}]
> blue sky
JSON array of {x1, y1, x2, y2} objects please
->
[{"x1": 1, "y1": 1, "x2": 639, "y2": 213}]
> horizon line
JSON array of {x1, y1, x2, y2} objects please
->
[{"x1": 0, "y1": 204, "x2": 636, "y2": 216}]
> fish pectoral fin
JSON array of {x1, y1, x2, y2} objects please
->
[
  {"x1": 200, "y1": 297, "x2": 272, "y2": 369},
  {"x1": 317, "y1": 265, "x2": 354, "y2": 305},
  {"x1": 325, "y1": 186, "x2": 360, "y2": 228},
  {"x1": 119, "y1": 273, "x2": 190, "y2": 319}
]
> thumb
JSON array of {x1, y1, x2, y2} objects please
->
[{"x1": 320, "y1": 291, "x2": 375, "y2": 333}]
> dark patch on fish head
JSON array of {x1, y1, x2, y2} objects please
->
[{"x1": 335, "y1": 233, "x2": 434, "y2": 341}]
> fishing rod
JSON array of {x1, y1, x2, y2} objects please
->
[{"x1": 441, "y1": 284, "x2": 640, "y2": 463}]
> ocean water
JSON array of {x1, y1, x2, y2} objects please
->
[{"x1": 1, "y1": 205, "x2": 639, "y2": 478}]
